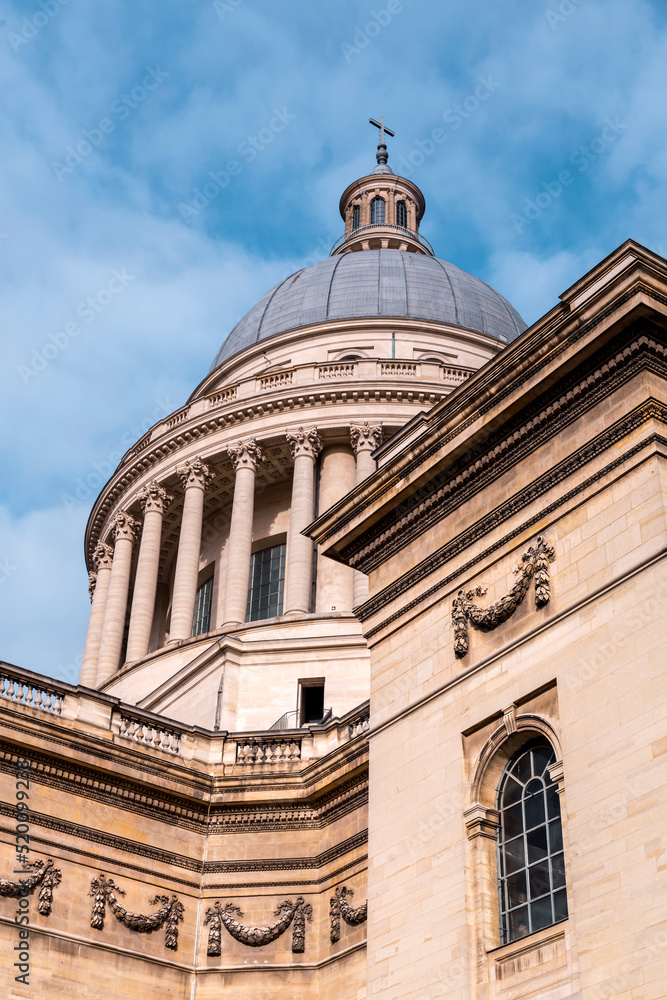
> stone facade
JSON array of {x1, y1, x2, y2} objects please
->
[
  {"x1": 2, "y1": 150, "x2": 664, "y2": 998},
  {"x1": 313, "y1": 239, "x2": 667, "y2": 1000}
]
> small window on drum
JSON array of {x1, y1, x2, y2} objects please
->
[
  {"x1": 192, "y1": 576, "x2": 213, "y2": 637},
  {"x1": 246, "y1": 542, "x2": 286, "y2": 622},
  {"x1": 497, "y1": 739, "x2": 568, "y2": 944},
  {"x1": 370, "y1": 196, "x2": 385, "y2": 224},
  {"x1": 352, "y1": 205, "x2": 360, "y2": 229},
  {"x1": 396, "y1": 200, "x2": 408, "y2": 228}
]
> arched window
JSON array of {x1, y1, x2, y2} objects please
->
[
  {"x1": 497, "y1": 739, "x2": 568, "y2": 944},
  {"x1": 352, "y1": 205, "x2": 360, "y2": 229},
  {"x1": 370, "y1": 196, "x2": 385, "y2": 224},
  {"x1": 396, "y1": 200, "x2": 408, "y2": 228}
]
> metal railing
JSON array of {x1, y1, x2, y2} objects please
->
[
  {"x1": 270, "y1": 710, "x2": 298, "y2": 731},
  {"x1": 330, "y1": 224, "x2": 433, "y2": 256},
  {"x1": 269, "y1": 707, "x2": 332, "y2": 730}
]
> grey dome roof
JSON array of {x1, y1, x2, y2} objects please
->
[{"x1": 210, "y1": 249, "x2": 527, "y2": 371}]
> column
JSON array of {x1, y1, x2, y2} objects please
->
[
  {"x1": 79, "y1": 542, "x2": 113, "y2": 686},
  {"x1": 285, "y1": 426, "x2": 321, "y2": 616},
  {"x1": 170, "y1": 457, "x2": 214, "y2": 642},
  {"x1": 361, "y1": 192, "x2": 370, "y2": 227},
  {"x1": 96, "y1": 512, "x2": 139, "y2": 685},
  {"x1": 350, "y1": 422, "x2": 383, "y2": 607},
  {"x1": 315, "y1": 444, "x2": 355, "y2": 614},
  {"x1": 125, "y1": 481, "x2": 172, "y2": 662},
  {"x1": 222, "y1": 440, "x2": 263, "y2": 626}
]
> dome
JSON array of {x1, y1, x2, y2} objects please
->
[{"x1": 210, "y1": 249, "x2": 527, "y2": 371}]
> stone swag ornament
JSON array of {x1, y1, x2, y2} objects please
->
[
  {"x1": 90, "y1": 874, "x2": 184, "y2": 950},
  {"x1": 204, "y1": 896, "x2": 313, "y2": 955},
  {"x1": 451, "y1": 536, "x2": 555, "y2": 658},
  {"x1": 0, "y1": 859, "x2": 62, "y2": 915},
  {"x1": 329, "y1": 886, "x2": 368, "y2": 944}
]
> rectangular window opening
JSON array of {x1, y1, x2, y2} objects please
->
[
  {"x1": 192, "y1": 575, "x2": 213, "y2": 637},
  {"x1": 246, "y1": 542, "x2": 286, "y2": 622},
  {"x1": 299, "y1": 680, "x2": 325, "y2": 726}
]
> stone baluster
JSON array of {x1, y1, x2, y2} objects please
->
[
  {"x1": 79, "y1": 542, "x2": 114, "y2": 686},
  {"x1": 96, "y1": 513, "x2": 139, "y2": 685},
  {"x1": 350, "y1": 422, "x2": 383, "y2": 607},
  {"x1": 169, "y1": 458, "x2": 214, "y2": 642},
  {"x1": 126, "y1": 482, "x2": 172, "y2": 662},
  {"x1": 285, "y1": 427, "x2": 322, "y2": 616},
  {"x1": 315, "y1": 444, "x2": 355, "y2": 614},
  {"x1": 222, "y1": 440, "x2": 263, "y2": 626}
]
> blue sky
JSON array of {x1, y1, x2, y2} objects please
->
[{"x1": 1, "y1": 0, "x2": 666, "y2": 682}]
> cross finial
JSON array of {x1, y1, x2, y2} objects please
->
[
  {"x1": 369, "y1": 117, "x2": 394, "y2": 169},
  {"x1": 369, "y1": 116, "x2": 395, "y2": 147}
]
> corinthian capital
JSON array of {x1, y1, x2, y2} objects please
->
[
  {"x1": 136, "y1": 481, "x2": 173, "y2": 514},
  {"x1": 176, "y1": 457, "x2": 214, "y2": 490},
  {"x1": 88, "y1": 571, "x2": 97, "y2": 602},
  {"x1": 227, "y1": 438, "x2": 264, "y2": 472},
  {"x1": 350, "y1": 422, "x2": 382, "y2": 455},
  {"x1": 286, "y1": 426, "x2": 322, "y2": 460},
  {"x1": 108, "y1": 510, "x2": 139, "y2": 543},
  {"x1": 93, "y1": 541, "x2": 114, "y2": 570}
]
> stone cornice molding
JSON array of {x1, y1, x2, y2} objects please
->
[
  {"x1": 350, "y1": 422, "x2": 383, "y2": 455},
  {"x1": 84, "y1": 387, "x2": 444, "y2": 563},
  {"x1": 93, "y1": 542, "x2": 114, "y2": 570},
  {"x1": 136, "y1": 481, "x2": 173, "y2": 514},
  {"x1": 361, "y1": 423, "x2": 667, "y2": 636},
  {"x1": 343, "y1": 330, "x2": 667, "y2": 573},
  {"x1": 227, "y1": 438, "x2": 264, "y2": 472},
  {"x1": 176, "y1": 456, "x2": 214, "y2": 490},
  {"x1": 308, "y1": 270, "x2": 667, "y2": 552},
  {"x1": 109, "y1": 510, "x2": 139, "y2": 544},
  {"x1": 286, "y1": 426, "x2": 322, "y2": 460},
  {"x1": 0, "y1": 728, "x2": 369, "y2": 833},
  {"x1": 192, "y1": 313, "x2": 495, "y2": 401}
]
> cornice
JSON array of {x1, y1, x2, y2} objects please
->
[
  {"x1": 362, "y1": 426, "x2": 667, "y2": 637},
  {"x1": 344, "y1": 329, "x2": 667, "y2": 572},
  {"x1": 309, "y1": 279, "x2": 667, "y2": 553},
  {"x1": 84, "y1": 383, "x2": 446, "y2": 565},
  {"x1": 0, "y1": 737, "x2": 368, "y2": 833},
  {"x1": 0, "y1": 807, "x2": 367, "y2": 881}
]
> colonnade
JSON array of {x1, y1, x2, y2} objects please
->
[{"x1": 79, "y1": 422, "x2": 382, "y2": 688}]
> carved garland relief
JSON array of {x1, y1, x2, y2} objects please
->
[
  {"x1": 329, "y1": 886, "x2": 368, "y2": 943},
  {"x1": 204, "y1": 896, "x2": 313, "y2": 954},
  {"x1": 0, "y1": 862, "x2": 368, "y2": 958},
  {"x1": 452, "y1": 536, "x2": 555, "y2": 657},
  {"x1": 89, "y1": 874, "x2": 184, "y2": 950},
  {"x1": 0, "y1": 859, "x2": 62, "y2": 915}
]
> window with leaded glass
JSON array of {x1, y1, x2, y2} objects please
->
[
  {"x1": 396, "y1": 200, "x2": 408, "y2": 228},
  {"x1": 192, "y1": 576, "x2": 213, "y2": 637},
  {"x1": 246, "y1": 542, "x2": 286, "y2": 621},
  {"x1": 370, "y1": 196, "x2": 385, "y2": 224},
  {"x1": 497, "y1": 739, "x2": 568, "y2": 944},
  {"x1": 352, "y1": 205, "x2": 360, "y2": 229}
]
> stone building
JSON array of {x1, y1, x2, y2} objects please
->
[{"x1": 0, "y1": 138, "x2": 665, "y2": 1000}]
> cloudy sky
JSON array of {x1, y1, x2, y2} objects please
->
[{"x1": 1, "y1": 0, "x2": 666, "y2": 682}]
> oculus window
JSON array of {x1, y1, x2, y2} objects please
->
[
  {"x1": 497, "y1": 739, "x2": 568, "y2": 944},
  {"x1": 246, "y1": 542, "x2": 286, "y2": 621}
]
